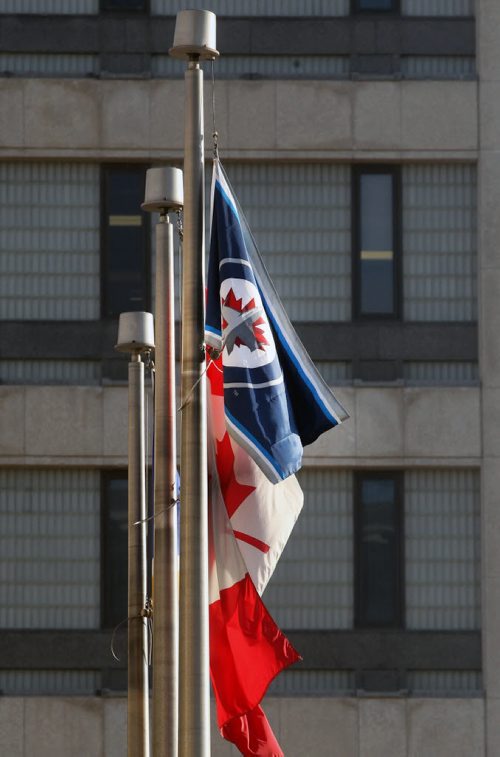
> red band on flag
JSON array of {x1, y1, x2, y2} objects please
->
[{"x1": 233, "y1": 530, "x2": 270, "y2": 554}]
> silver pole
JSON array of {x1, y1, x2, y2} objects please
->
[
  {"x1": 153, "y1": 216, "x2": 179, "y2": 757},
  {"x1": 128, "y1": 353, "x2": 151, "y2": 757},
  {"x1": 178, "y1": 58, "x2": 210, "y2": 757}
]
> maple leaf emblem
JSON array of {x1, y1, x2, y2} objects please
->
[
  {"x1": 215, "y1": 432, "x2": 270, "y2": 554},
  {"x1": 221, "y1": 288, "x2": 269, "y2": 355}
]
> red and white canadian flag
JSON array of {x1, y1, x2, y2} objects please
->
[{"x1": 207, "y1": 355, "x2": 303, "y2": 756}]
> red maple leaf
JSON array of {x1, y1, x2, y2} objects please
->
[
  {"x1": 215, "y1": 432, "x2": 255, "y2": 518},
  {"x1": 215, "y1": 432, "x2": 271, "y2": 554},
  {"x1": 221, "y1": 288, "x2": 270, "y2": 352},
  {"x1": 251, "y1": 316, "x2": 269, "y2": 349},
  {"x1": 222, "y1": 288, "x2": 243, "y2": 312},
  {"x1": 242, "y1": 297, "x2": 256, "y2": 312}
]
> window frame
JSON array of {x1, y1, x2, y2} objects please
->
[
  {"x1": 352, "y1": 164, "x2": 402, "y2": 321},
  {"x1": 100, "y1": 163, "x2": 151, "y2": 320},
  {"x1": 354, "y1": 470, "x2": 405, "y2": 630}
]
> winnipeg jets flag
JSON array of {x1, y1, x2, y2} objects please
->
[{"x1": 206, "y1": 161, "x2": 348, "y2": 484}]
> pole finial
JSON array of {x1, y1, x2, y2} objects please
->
[
  {"x1": 169, "y1": 9, "x2": 219, "y2": 60},
  {"x1": 115, "y1": 311, "x2": 155, "y2": 355},
  {"x1": 142, "y1": 167, "x2": 184, "y2": 214}
]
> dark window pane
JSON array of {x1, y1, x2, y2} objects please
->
[
  {"x1": 358, "y1": 0, "x2": 394, "y2": 9},
  {"x1": 102, "y1": 166, "x2": 150, "y2": 318},
  {"x1": 356, "y1": 474, "x2": 402, "y2": 627},
  {"x1": 102, "y1": 475, "x2": 128, "y2": 628},
  {"x1": 102, "y1": 472, "x2": 154, "y2": 629},
  {"x1": 102, "y1": 0, "x2": 146, "y2": 10},
  {"x1": 356, "y1": 171, "x2": 397, "y2": 316},
  {"x1": 360, "y1": 174, "x2": 393, "y2": 251}
]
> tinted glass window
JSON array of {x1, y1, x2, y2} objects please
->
[
  {"x1": 354, "y1": 167, "x2": 400, "y2": 318},
  {"x1": 357, "y1": 0, "x2": 395, "y2": 9},
  {"x1": 102, "y1": 165, "x2": 150, "y2": 318},
  {"x1": 102, "y1": 471, "x2": 154, "y2": 629},
  {"x1": 355, "y1": 474, "x2": 403, "y2": 627},
  {"x1": 360, "y1": 174, "x2": 394, "y2": 314},
  {"x1": 102, "y1": 474, "x2": 128, "y2": 628},
  {"x1": 101, "y1": 0, "x2": 147, "y2": 10}
]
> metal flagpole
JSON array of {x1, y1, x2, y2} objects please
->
[
  {"x1": 142, "y1": 167, "x2": 184, "y2": 757},
  {"x1": 115, "y1": 311, "x2": 155, "y2": 757},
  {"x1": 170, "y1": 10, "x2": 219, "y2": 757}
]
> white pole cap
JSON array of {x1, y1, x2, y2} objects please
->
[
  {"x1": 169, "y1": 9, "x2": 219, "y2": 60},
  {"x1": 115, "y1": 312, "x2": 155, "y2": 354},
  {"x1": 142, "y1": 167, "x2": 184, "y2": 213}
]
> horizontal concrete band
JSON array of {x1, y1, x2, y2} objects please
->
[
  {"x1": 0, "y1": 321, "x2": 478, "y2": 362},
  {"x1": 0, "y1": 629, "x2": 480, "y2": 673},
  {"x1": 0, "y1": 696, "x2": 486, "y2": 757},
  {"x1": 0, "y1": 384, "x2": 481, "y2": 462},
  {"x1": 0, "y1": 16, "x2": 475, "y2": 57},
  {"x1": 0, "y1": 78, "x2": 478, "y2": 156}
]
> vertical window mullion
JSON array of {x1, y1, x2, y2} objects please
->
[
  {"x1": 352, "y1": 165, "x2": 401, "y2": 319},
  {"x1": 354, "y1": 471, "x2": 404, "y2": 629}
]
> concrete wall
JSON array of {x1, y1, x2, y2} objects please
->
[
  {"x1": 0, "y1": 385, "x2": 480, "y2": 468},
  {"x1": 0, "y1": 696, "x2": 485, "y2": 757},
  {"x1": 477, "y1": 1, "x2": 500, "y2": 754},
  {"x1": 0, "y1": 78, "x2": 477, "y2": 161}
]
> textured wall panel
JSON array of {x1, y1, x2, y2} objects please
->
[
  {"x1": 0, "y1": 470, "x2": 100, "y2": 629},
  {"x1": 314, "y1": 361, "x2": 352, "y2": 385},
  {"x1": 225, "y1": 163, "x2": 351, "y2": 322},
  {"x1": 153, "y1": 55, "x2": 349, "y2": 80},
  {"x1": 0, "y1": 163, "x2": 100, "y2": 320},
  {"x1": 401, "y1": 56, "x2": 476, "y2": 78},
  {"x1": 407, "y1": 670, "x2": 482, "y2": 695},
  {"x1": 264, "y1": 469, "x2": 353, "y2": 629},
  {"x1": 0, "y1": 360, "x2": 102, "y2": 385},
  {"x1": 0, "y1": 54, "x2": 99, "y2": 77},
  {"x1": 268, "y1": 670, "x2": 355, "y2": 696},
  {"x1": 402, "y1": 0, "x2": 474, "y2": 14},
  {"x1": 151, "y1": 0, "x2": 349, "y2": 15},
  {"x1": 405, "y1": 469, "x2": 480, "y2": 630},
  {"x1": 0, "y1": 670, "x2": 101, "y2": 695},
  {"x1": 402, "y1": 164, "x2": 477, "y2": 321},
  {"x1": 403, "y1": 361, "x2": 478, "y2": 384},
  {"x1": 0, "y1": 0, "x2": 98, "y2": 11}
]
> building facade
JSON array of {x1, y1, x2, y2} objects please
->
[{"x1": 0, "y1": 1, "x2": 497, "y2": 755}]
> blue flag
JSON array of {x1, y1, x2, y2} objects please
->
[{"x1": 206, "y1": 160, "x2": 349, "y2": 483}]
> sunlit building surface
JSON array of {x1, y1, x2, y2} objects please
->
[{"x1": 0, "y1": 1, "x2": 497, "y2": 755}]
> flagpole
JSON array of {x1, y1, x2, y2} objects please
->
[
  {"x1": 115, "y1": 311, "x2": 155, "y2": 757},
  {"x1": 170, "y1": 11, "x2": 218, "y2": 757},
  {"x1": 142, "y1": 168, "x2": 184, "y2": 757}
]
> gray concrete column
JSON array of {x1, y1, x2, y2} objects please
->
[{"x1": 477, "y1": 2, "x2": 500, "y2": 754}]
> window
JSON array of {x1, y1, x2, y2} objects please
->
[
  {"x1": 353, "y1": 165, "x2": 401, "y2": 318},
  {"x1": 101, "y1": 165, "x2": 150, "y2": 318},
  {"x1": 101, "y1": 0, "x2": 148, "y2": 11},
  {"x1": 101, "y1": 470, "x2": 153, "y2": 629},
  {"x1": 354, "y1": 471, "x2": 404, "y2": 628},
  {"x1": 101, "y1": 472, "x2": 128, "y2": 628},
  {"x1": 353, "y1": 0, "x2": 398, "y2": 10}
]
